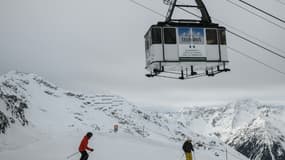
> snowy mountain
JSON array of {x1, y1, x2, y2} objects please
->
[
  {"x1": 168, "y1": 99, "x2": 285, "y2": 160},
  {"x1": 0, "y1": 71, "x2": 248, "y2": 160}
]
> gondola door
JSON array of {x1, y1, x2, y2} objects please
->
[{"x1": 163, "y1": 27, "x2": 179, "y2": 61}]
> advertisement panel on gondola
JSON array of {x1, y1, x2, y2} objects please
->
[{"x1": 178, "y1": 27, "x2": 206, "y2": 60}]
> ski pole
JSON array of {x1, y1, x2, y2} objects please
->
[
  {"x1": 179, "y1": 152, "x2": 184, "y2": 160},
  {"x1": 193, "y1": 151, "x2": 196, "y2": 160},
  {"x1": 67, "y1": 152, "x2": 79, "y2": 159}
]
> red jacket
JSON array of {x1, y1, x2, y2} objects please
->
[{"x1": 79, "y1": 136, "x2": 93, "y2": 152}]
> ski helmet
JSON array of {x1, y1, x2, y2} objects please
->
[{"x1": 86, "y1": 132, "x2": 93, "y2": 138}]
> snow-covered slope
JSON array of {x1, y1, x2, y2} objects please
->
[
  {"x1": 168, "y1": 99, "x2": 285, "y2": 160},
  {"x1": 0, "y1": 71, "x2": 248, "y2": 160},
  {"x1": 0, "y1": 131, "x2": 239, "y2": 160}
]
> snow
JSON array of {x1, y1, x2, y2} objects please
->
[
  {"x1": 0, "y1": 130, "x2": 247, "y2": 160},
  {"x1": 0, "y1": 71, "x2": 262, "y2": 160}
]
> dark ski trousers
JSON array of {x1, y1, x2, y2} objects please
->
[{"x1": 80, "y1": 151, "x2": 89, "y2": 160}]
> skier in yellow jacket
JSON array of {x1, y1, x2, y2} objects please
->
[{"x1": 182, "y1": 139, "x2": 194, "y2": 160}]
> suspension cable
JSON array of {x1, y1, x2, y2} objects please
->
[
  {"x1": 228, "y1": 47, "x2": 285, "y2": 76},
  {"x1": 176, "y1": 7, "x2": 285, "y2": 60},
  {"x1": 226, "y1": 30, "x2": 285, "y2": 60},
  {"x1": 238, "y1": 0, "x2": 285, "y2": 24},
  {"x1": 177, "y1": 6, "x2": 201, "y2": 18},
  {"x1": 176, "y1": 0, "x2": 285, "y2": 55},
  {"x1": 156, "y1": 0, "x2": 285, "y2": 57},
  {"x1": 177, "y1": 7, "x2": 201, "y2": 19},
  {"x1": 129, "y1": 0, "x2": 166, "y2": 18},
  {"x1": 205, "y1": 9, "x2": 285, "y2": 55},
  {"x1": 175, "y1": 5, "x2": 285, "y2": 60},
  {"x1": 224, "y1": 0, "x2": 285, "y2": 31}
]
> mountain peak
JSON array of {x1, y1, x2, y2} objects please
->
[
  {"x1": 230, "y1": 98, "x2": 260, "y2": 110},
  {"x1": 0, "y1": 71, "x2": 58, "y2": 91}
]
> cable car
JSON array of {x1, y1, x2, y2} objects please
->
[{"x1": 144, "y1": 0, "x2": 230, "y2": 79}]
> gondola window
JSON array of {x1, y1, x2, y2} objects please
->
[
  {"x1": 219, "y1": 30, "x2": 227, "y2": 45},
  {"x1": 206, "y1": 29, "x2": 218, "y2": 44},
  {"x1": 151, "y1": 28, "x2": 162, "y2": 44},
  {"x1": 164, "y1": 28, "x2": 177, "y2": 44}
]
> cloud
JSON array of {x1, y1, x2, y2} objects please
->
[{"x1": 0, "y1": 0, "x2": 284, "y2": 107}]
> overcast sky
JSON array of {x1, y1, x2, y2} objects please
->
[{"x1": 0, "y1": 0, "x2": 285, "y2": 108}]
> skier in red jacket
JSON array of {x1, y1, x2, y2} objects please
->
[{"x1": 79, "y1": 132, "x2": 94, "y2": 160}]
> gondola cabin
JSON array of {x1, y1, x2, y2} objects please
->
[
  {"x1": 144, "y1": 0, "x2": 230, "y2": 79},
  {"x1": 145, "y1": 24, "x2": 229, "y2": 78}
]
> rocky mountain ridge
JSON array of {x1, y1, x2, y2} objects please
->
[{"x1": 167, "y1": 99, "x2": 285, "y2": 160}]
